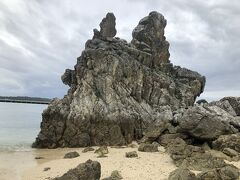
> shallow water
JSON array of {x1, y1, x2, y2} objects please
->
[
  {"x1": 0, "y1": 102, "x2": 47, "y2": 180},
  {"x1": 0, "y1": 102, "x2": 46, "y2": 151}
]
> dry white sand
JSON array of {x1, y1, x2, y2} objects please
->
[{"x1": 22, "y1": 146, "x2": 177, "y2": 180}]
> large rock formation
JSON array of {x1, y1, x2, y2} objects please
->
[{"x1": 33, "y1": 12, "x2": 206, "y2": 148}]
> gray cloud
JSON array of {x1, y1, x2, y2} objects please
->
[{"x1": 0, "y1": 0, "x2": 239, "y2": 100}]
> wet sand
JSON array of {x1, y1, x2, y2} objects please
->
[{"x1": 0, "y1": 148, "x2": 77, "y2": 180}]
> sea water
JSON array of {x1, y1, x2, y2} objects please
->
[{"x1": 0, "y1": 102, "x2": 46, "y2": 152}]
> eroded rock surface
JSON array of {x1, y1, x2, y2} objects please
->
[
  {"x1": 210, "y1": 97, "x2": 240, "y2": 116},
  {"x1": 168, "y1": 168, "x2": 197, "y2": 180},
  {"x1": 125, "y1": 151, "x2": 138, "y2": 158},
  {"x1": 102, "y1": 170, "x2": 123, "y2": 180},
  {"x1": 132, "y1": 11, "x2": 170, "y2": 65},
  {"x1": 167, "y1": 138, "x2": 227, "y2": 171},
  {"x1": 63, "y1": 151, "x2": 80, "y2": 159},
  {"x1": 54, "y1": 159, "x2": 101, "y2": 180},
  {"x1": 196, "y1": 165, "x2": 239, "y2": 180},
  {"x1": 99, "y1": 13, "x2": 116, "y2": 38},
  {"x1": 33, "y1": 11, "x2": 205, "y2": 148},
  {"x1": 138, "y1": 143, "x2": 158, "y2": 152},
  {"x1": 32, "y1": 10, "x2": 240, "y2": 179},
  {"x1": 212, "y1": 133, "x2": 240, "y2": 152},
  {"x1": 176, "y1": 105, "x2": 239, "y2": 140}
]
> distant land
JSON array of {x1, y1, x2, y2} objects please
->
[{"x1": 0, "y1": 96, "x2": 52, "y2": 104}]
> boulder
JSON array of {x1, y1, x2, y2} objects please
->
[
  {"x1": 222, "y1": 148, "x2": 239, "y2": 157},
  {"x1": 167, "y1": 138, "x2": 227, "y2": 171},
  {"x1": 95, "y1": 146, "x2": 109, "y2": 158},
  {"x1": 210, "y1": 97, "x2": 240, "y2": 116},
  {"x1": 82, "y1": 147, "x2": 95, "y2": 153},
  {"x1": 63, "y1": 151, "x2": 80, "y2": 159},
  {"x1": 158, "y1": 133, "x2": 189, "y2": 147},
  {"x1": 212, "y1": 133, "x2": 240, "y2": 152},
  {"x1": 141, "y1": 121, "x2": 171, "y2": 143},
  {"x1": 54, "y1": 159, "x2": 101, "y2": 180},
  {"x1": 138, "y1": 143, "x2": 158, "y2": 152},
  {"x1": 168, "y1": 168, "x2": 197, "y2": 180},
  {"x1": 176, "y1": 105, "x2": 238, "y2": 140},
  {"x1": 196, "y1": 165, "x2": 239, "y2": 180},
  {"x1": 33, "y1": 12, "x2": 205, "y2": 148},
  {"x1": 43, "y1": 167, "x2": 51, "y2": 171},
  {"x1": 208, "y1": 149, "x2": 232, "y2": 161},
  {"x1": 102, "y1": 170, "x2": 123, "y2": 180},
  {"x1": 127, "y1": 143, "x2": 138, "y2": 148},
  {"x1": 125, "y1": 151, "x2": 138, "y2": 158},
  {"x1": 181, "y1": 153, "x2": 228, "y2": 171},
  {"x1": 94, "y1": 146, "x2": 109, "y2": 154}
]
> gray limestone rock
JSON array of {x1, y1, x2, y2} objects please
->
[
  {"x1": 196, "y1": 165, "x2": 240, "y2": 180},
  {"x1": 158, "y1": 133, "x2": 189, "y2": 147},
  {"x1": 166, "y1": 138, "x2": 228, "y2": 171},
  {"x1": 64, "y1": 151, "x2": 80, "y2": 159},
  {"x1": 95, "y1": 146, "x2": 109, "y2": 158},
  {"x1": 168, "y1": 168, "x2": 197, "y2": 180},
  {"x1": 33, "y1": 12, "x2": 205, "y2": 148},
  {"x1": 176, "y1": 105, "x2": 238, "y2": 140},
  {"x1": 61, "y1": 69, "x2": 76, "y2": 87},
  {"x1": 138, "y1": 143, "x2": 158, "y2": 152},
  {"x1": 210, "y1": 97, "x2": 240, "y2": 116},
  {"x1": 212, "y1": 133, "x2": 240, "y2": 152},
  {"x1": 99, "y1": 13, "x2": 116, "y2": 38},
  {"x1": 102, "y1": 170, "x2": 123, "y2": 180},
  {"x1": 222, "y1": 148, "x2": 239, "y2": 157},
  {"x1": 132, "y1": 11, "x2": 170, "y2": 65},
  {"x1": 125, "y1": 151, "x2": 138, "y2": 158},
  {"x1": 54, "y1": 159, "x2": 101, "y2": 180},
  {"x1": 82, "y1": 147, "x2": 95, "y2": 153},
  {"x1": 94, "y1": 146, "x2": 109, "y2": 155}
]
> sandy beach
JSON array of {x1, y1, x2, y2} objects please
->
[
  {"x1": 20, "y1": 146, "x2": 176, "y2": 180},
  {"x1": 0, "y1": 145, "x2": 240, "y2": 180}
]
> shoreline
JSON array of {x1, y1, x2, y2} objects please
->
[
  {"x1": 8, "y1": 145, "x2": 177, "y2": 180},
  {"x1": 0, "y1": 148, "x2": 78, "y2": 180},
  {"x1": 0, "y1": 145, "x2": 240, "y2": 179}
]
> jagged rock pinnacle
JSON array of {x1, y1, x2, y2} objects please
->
[
  {"x1": 99, "y1": 12, "x2": 116, "y2": 38},
  {"x1": 132, "y1": 11, "x2": 170, "y2": 65}
]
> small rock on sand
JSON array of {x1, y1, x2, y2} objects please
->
[
  {"x1": 63, "y1": 151, "x2": 80, "y2": 159},
  {"x1": 125, "y1": 151, "x2": 138, "y2": 158}
]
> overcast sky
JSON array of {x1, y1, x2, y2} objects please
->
[{"x1": 0, "y1": 0, "x2": 239, "y2": 101}]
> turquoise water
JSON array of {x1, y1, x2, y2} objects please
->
[{"x1": 0, "y1": 102, "x2": 46, "y2": 151}]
